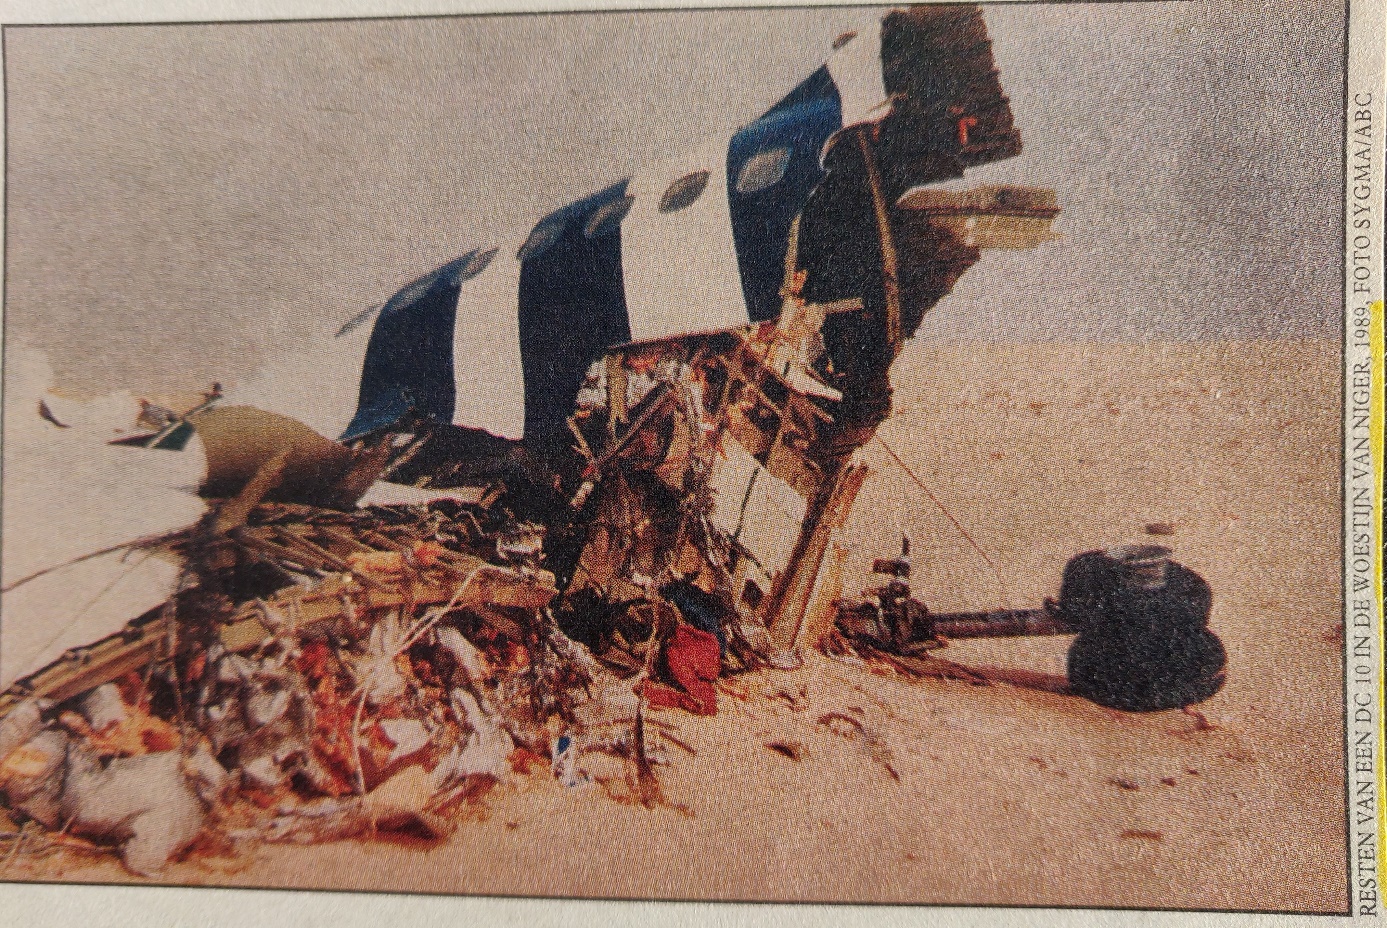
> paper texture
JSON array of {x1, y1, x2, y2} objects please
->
[{"x1": 0, "y1": 0, "x2": 1381, "y2": 925}]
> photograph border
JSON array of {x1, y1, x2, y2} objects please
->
[{"x1": 0, "y1": 0, "x2": 1381, "y2": 923}]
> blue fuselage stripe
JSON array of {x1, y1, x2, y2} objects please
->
[
  {"x1": 346, "y1": 65, "x2": 854, "y2": 444},
  {"x1": 516, "y1": 179, "x2": 632, "y2": 448},
  {"x1": 344, "y1": 258, "x2": 466, "y2": 440},
  {"x1": 726, "y1": 67, "x2": 843, "y2": 322}
]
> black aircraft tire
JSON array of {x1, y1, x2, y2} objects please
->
[
  {"x1": 1067, "y1": 616, "x2": 1227, "y2": 712},
  {"x1": 1059, "y1": 553, "x2": 1213, "y2": 635},
  {"x1": 1057, "y1": 550, "x2": 1125, "y2": 634},
  {"x1": 1061, "y1": 552, "x2": 1226, "y2": 712}
]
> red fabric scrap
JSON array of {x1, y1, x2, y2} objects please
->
[{"x1": 639, "y1": 623, "x2": 720, "y2": 716}]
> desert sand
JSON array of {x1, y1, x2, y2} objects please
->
[{"x1": 7, "y1": 338, "x2": 1348, "y2": 913}]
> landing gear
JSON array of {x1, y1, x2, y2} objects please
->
[
  {"x1": 832, "y1": 542, "x2": 1229, "y2": 713},
  {"x1": 826, "y1": 538, "x2": 1231, "y2": 715}
]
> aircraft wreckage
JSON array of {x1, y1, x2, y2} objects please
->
[{"x1": 0, "y1": 5, "x2": 1225, "y2": 875}]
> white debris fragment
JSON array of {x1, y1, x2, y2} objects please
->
[
  {"x1": 61, "y1": 748, "x2": 222, "y2": 876},
  {"x1": 80, "y1": 684, "x2": 129, "y2": 734}
]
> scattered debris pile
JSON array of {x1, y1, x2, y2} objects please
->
[
  {"x1": 0, "y1": 497, "x2": 694, "y2": 875},
  {"x1": 0, "y1": 302, "x2": 886, "y2": 876},
  {"x1": 0, "y1": 210, "x2": 1066, "y2": 875}
]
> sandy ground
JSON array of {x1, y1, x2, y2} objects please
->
[{"x1": 5, "y1": 339, "x2": 1347, "y2": 912}]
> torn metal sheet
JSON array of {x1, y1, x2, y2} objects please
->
[
  {"x1": 192, "y1": 405, "x2": 388, "y2": 509},
  {"x1": 1, "y1": 347, "x2": 208, "y2": 689}
]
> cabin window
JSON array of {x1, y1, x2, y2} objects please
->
[
  {"x1": 734, "y1": 147, "x2": 792, "y2": 195},
  {"x1": 583, "y1": 195, "x2": 635, "y2": 239},
  {"x1": 658, "y1": 170, "x2": 710, "y2": 213},
  {"x1": 517, "y1": 217, "x2": 566, "y2": 262}
]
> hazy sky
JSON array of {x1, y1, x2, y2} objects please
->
[{"x1": 2, "y1": 1, "x2": 1345, "y2": 397}]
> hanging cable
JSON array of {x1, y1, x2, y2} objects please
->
[{"x1": 873, "y1": 433, "x2": 1012, "y2": 610}]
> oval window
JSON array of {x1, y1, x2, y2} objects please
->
[
  {"x1": 583, "y1": 195, "x2": 635, "y2": 239},
  {"x1": 658, "y1": 170, "x2": 710, "y2": 213},
  {"x1": 517, "y1": 217, "x2": 566, "y2": 262},
  {"x1": 454, "y1": 246, "x2": 498, "y2": 284},
  {"x1": 734, "y1": 147, "x2": 792, "y2": 195}
]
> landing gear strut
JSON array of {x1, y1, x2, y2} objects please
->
[{"x1": 837, "y1": 543, "x2": 1228, "y2": 712}]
